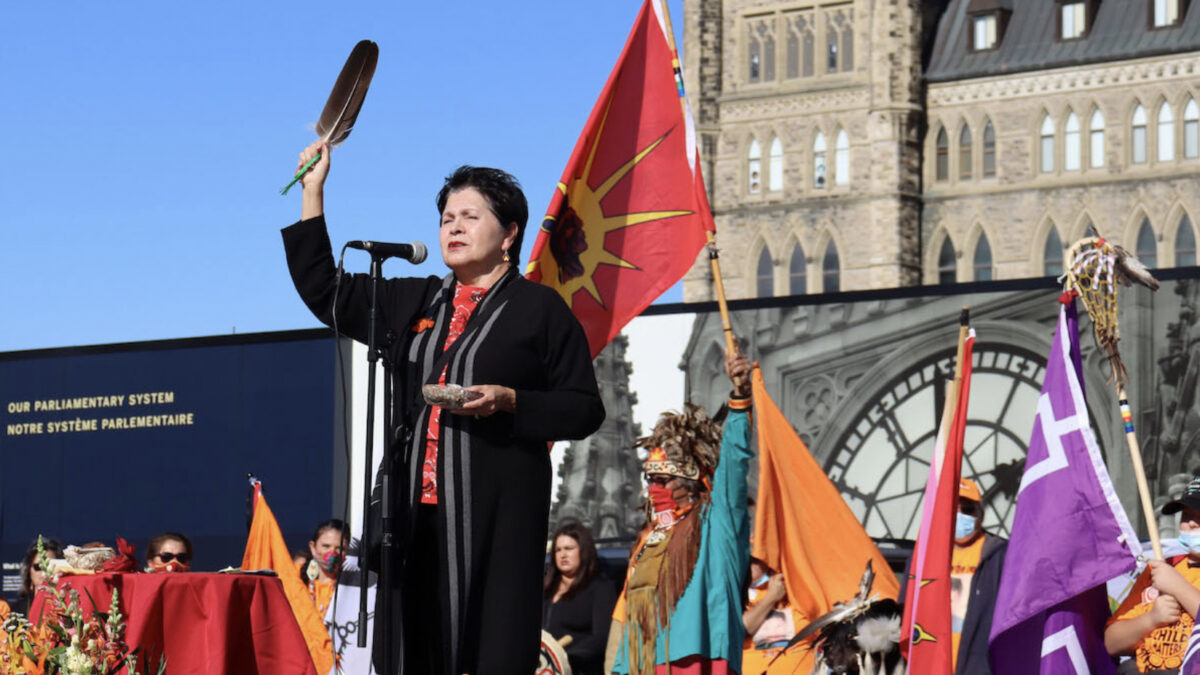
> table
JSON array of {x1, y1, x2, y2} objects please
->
[{"x1": 33, "y1": 572, "x2": 318, "y2": 675}]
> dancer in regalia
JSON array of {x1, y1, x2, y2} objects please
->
[{"x1": 612, "y1": 350, "x2": 753, "y2": 675}]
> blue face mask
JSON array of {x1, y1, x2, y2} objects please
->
[
  {"x1": 955, "y1": 512, "x2": 978, "y2": 540},
  {"x1": 1179, "y1": 532, "x2": 1200, "y2": 553}
]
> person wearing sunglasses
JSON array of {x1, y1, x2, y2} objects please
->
[
  {"x1": 146, "y1": 532, "x2": 193, "y2": 573},
  {"x1": 10, "y1": 538, "x2": 63, "y2": 616}
]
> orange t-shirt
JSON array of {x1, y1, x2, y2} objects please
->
[
  {"x1": 1108, "y1": 557, "x2": 1200, "y2": 672},
  {"x1": 741, "y1": 577, "x2": 811, "y2": 674},
  {"x1": 950, "y1": 535, "x2": 985, "y2": 669},
  {"x1": 308, "y1": 577, "x2": 335, "y2": 618}
]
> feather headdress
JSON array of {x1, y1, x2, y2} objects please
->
[
  {"x1": 281, "y1": 40, "x2": 379, "y2": 194},
  {"x1": 636, "y1": 403, "x2": 722, "y2": 480}
]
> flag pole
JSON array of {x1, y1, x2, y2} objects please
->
[{"x1": 655, "y1": 0, "x2": 739, "y2": 355}]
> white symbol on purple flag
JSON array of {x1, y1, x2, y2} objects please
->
[{"x1": 988, "y1": 301, "x2": 1142, "y2": 675}]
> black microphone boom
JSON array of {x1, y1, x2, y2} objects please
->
[{"x1": 347, "y1": 240, "x2": 428, "y2": 263}]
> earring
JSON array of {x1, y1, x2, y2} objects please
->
[
  {"x1": 306, "y1": 558, "x2": 320, "y2": 582},
  {"x1": 503, "y1": 249, "x2": 510, "y2": 263}
]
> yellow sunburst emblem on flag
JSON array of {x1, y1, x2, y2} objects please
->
[
  {"x1": 911, "y1": 623, "x2": 937, "y2": 645},
  {"x1": 527, "y1": 104, "x2": 693, "y2": 309}
]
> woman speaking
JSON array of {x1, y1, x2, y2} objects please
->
[{"x1": 282, "y1": 141, "x2": 605, "y2": 674}]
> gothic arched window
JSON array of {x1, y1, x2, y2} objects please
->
[
  {"x1": 1040, "y1": 115, "x2": 1055, "y2": 174},
  {"x1": 974, "y1": 233, "x2": 993, "y2": 281},
  {"x1": 823, "y1": 240, "x2": 840, "y2": 292},
  {"x1": 983, "y1": 120, "x2": 996, "y2": 178},
  {"x1": 756, "y1": 247, "x2": 773, "y2": 297},
  {"x1": 936, "y1": 127, "x2": 949, "y2": 182},
  {"x1": 1044, "y1": 228, "x2": 1063, "y2": 277},
  {"x1": 1185, "y1": 98, "x2": 1199, "y2": 159},
  {"x1": 1065, "y1": 111, "x2": 1081, "y2": 171},
  {"x1": 1090, "y1": 109, "x2": 1105, "y2": 168},
  {"x1": 769, "y1": 137, "x2": 784, "y2": 192},
  {"x1": 1136, "y1": 218, "x2": 1157, "y2": 268},
  {"x1": 789, "y1": 243, "x2": 807, "y2": 294},
  {"x1": 748, "y1": 138, "x2": 762, "y2": 195},
  {"x1": 1177, "y1": 215, "x2": 1196, "y2": 267},
  {"x1": 1132, "y1": 105, "x2": 1148, "y2": 164},
  {"x1": 960, "y1": 124, "x2": 973, "y2": 180},
  {"x1": 938, "y1": 237, "x2": 956, "y2": 284},
  {"x1": 1159, "y1": 101, "x2": 1175, "y2": 162},
  {"x1": 814, "y1": 132, "x2": 828, "y2": 189}
]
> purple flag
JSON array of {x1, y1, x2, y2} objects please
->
[
  {"x1": 1183, "y1": 622, "x2": 1200, "y2": 674},
  {"x1": 989, "y1": 300, "x2": 1142, "y2": 674}
]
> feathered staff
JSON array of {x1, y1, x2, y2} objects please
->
[
  {"x1": 1064, "y1": 236, "x2": 1162, "y2": 557},
  {"x1": 280, "y1": 40, "x2": 379, "y2": 195},
  {"x1": 762, "y1": 561, "x2": 904, "y2": 675}
]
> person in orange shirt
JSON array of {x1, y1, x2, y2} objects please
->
[
  {"x1": 298, "y1": 519, "x2": 346, "y2": 619},
  {"x1": 948, "y1": 478, "x2": 1007, "y2": 675},
  {"x1": 1106, "y1": 476, "x2": 1200, "y2": 673},
  {"x1": 741, "y1": 556, "x2": 810, "y2": 674}
]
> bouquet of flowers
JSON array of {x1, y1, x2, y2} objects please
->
[{"x1": 0, "y1": 537, "x2": 165, "y2": 675}]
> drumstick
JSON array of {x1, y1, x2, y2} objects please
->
[{"x1": 558, "y1": 635, "x2": 573, "y2": 647}]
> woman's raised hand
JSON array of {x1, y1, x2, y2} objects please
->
[{"x1": 298, "y1": 140, "x2": 331, "y2": 190}]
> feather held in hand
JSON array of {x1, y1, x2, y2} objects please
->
[{"x1": 281, "y1": 40, "x2": 380, "y2": 194}]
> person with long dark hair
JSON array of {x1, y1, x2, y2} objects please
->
[
  {"x1": 11, "y1": 539, "x2": 62, "y2": 616},
  {"x1": 298, "y1": 519, "x2": 346, "y2": 619},
  {"x1": 543, "y1": 521, "x2": 616, "y2": 675},
  {"x1": 283, "y1": 141, "x2": 605, "y2": 675}
]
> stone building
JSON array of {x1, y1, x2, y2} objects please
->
[
  {"x1": 550, "y1": 335, "x2": 645, "y2": 539},
  {"x1": 681, "y1": 0, "x2": 1200, "y2": 300},
  {"x1": 670, "y1": 0, "x2": 1200, "y2": 540}
]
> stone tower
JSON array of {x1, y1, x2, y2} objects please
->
[
  {"x1": 681, "y1": 0, "x2": 928, "y2": 301},
  {"x1": 550, "y1": 334, "x2": 644, "y2": 540}
]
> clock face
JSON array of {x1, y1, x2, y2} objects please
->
[{"x1": 824, "y1": 343, "x2": 1076, "y2": 540}]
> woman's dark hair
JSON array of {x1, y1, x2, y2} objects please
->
[
  {"x1": 435, "y1": 165, "x2": 528, "y2": 268},
  {"x1": 21, "y1": 538, "x2": 63, "y2": 601},
  {"x1": 146, "y1": 532, "x2": 193, "y2": 560},
  {"x1": 543, "y1": 521, "x2": 600, "y2": 601},
  {"x1": 300, "y1": 519, "x2": 347, "y2": 585},
  {"x1": 310, "y1": 518, "x2": 346, "y2": 544}
]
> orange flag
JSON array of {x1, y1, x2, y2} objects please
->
[
  {"x1": 526, "y1": 0, "x2": 713, "y2": 358},
  {"x1": 750, "y1": 366, "x2": 900, "y2": 660},
  {"x1": 242, "y1": 483, "x2": 334, "y2": 675}
]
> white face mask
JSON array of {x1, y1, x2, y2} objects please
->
[
  {"x1": 955, "y1": 512, "x2": 978, "y2": 540},
  {"x1": 1180, "y1": 531, "x2": 1200, "y2": 553}
]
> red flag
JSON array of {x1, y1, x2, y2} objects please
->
[
  {"x1": 525, "y1": 0, "x2": 713, "y2": 357},
  {"x1": 900, "y1": 324, "x2": 975, "y2": 675}
]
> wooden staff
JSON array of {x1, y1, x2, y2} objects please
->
[
  {"x1": 655, "y1": 0, "x2": 738, "y2": 356},
  {"x1": 1119, "y1": 386, "x2": 1163, "y2": 559}
]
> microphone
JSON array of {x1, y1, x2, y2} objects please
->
[{"x1": 347, "y1": 240, "x2": 428, "y2": 263}]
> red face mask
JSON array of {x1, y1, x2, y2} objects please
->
[{"x1": 648, "y1": 482, "x2": 678, "y2": 514}]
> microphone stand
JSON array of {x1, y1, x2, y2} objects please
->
[{"x1": 357, "y1": 252, "x2": 395, "y2": 674}]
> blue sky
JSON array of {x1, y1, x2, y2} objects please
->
[{"x1": 1, "y1": 0, "x2": 687, "y2": 352}]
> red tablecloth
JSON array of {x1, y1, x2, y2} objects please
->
[{"x1": 33, "y1": 572, "x2": 318, "y2": 675}]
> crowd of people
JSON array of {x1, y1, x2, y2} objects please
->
[{"x1": 275, "y1": 147, "x2": 1200, "y2": 674}]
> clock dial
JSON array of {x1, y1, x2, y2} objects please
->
[{"x1": 824, "y1": 344, "x2": 1073, "y2": 540}]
